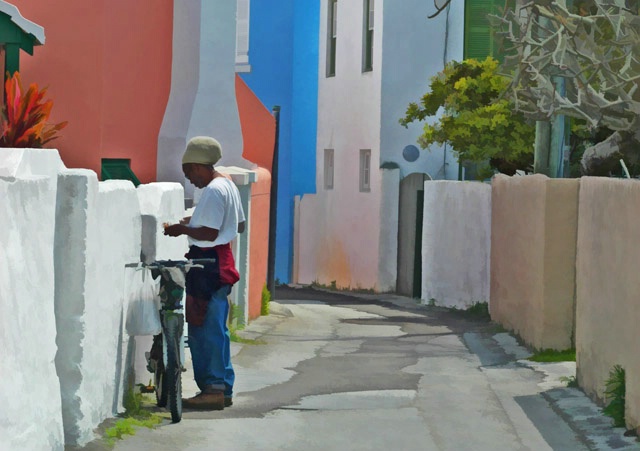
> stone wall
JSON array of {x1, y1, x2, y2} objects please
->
[
  {"x1": 575, "y1": 177, "x2": 640, "y2": 429},
  {"x1": 490, "y1": 174, "x2": 578, "y2": 351}
]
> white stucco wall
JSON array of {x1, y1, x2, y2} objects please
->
[
  {"x1": 137, "y1": 182, "x2": 189, "y2": 263},
  {"x1": 132, "y1": 182, "x2": 189, "y2": 385},
  {"x1": 55, "y1": 172, "x2": 141, "y2": 446},
  {"x1": 157, "y1": 0, "x2": 248, "y2": 200},
  {"x1": 378, "y1": 167, "x2": 400, "y2": 292},
  {"x1": 421, "y1": 181, "x2": 491, "y2": 308},
  {"x1": 0, "y1": 151, "x2": 64, "y2": 451},
  {"x1": 380, "y1": 0, "x2": 463, "y2": 181}
]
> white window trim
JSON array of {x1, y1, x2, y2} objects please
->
[
  {"x1": 324, "y1": 149, "x2": 334, "y2": 190},
  {"x1": 359, "y1": 149, "x2": 371, "y2": 192},
  {"x1": 235, "y1": 0, "x2": 251, "y2": 72}
]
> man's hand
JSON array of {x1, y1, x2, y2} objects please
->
[{"x1": 163, "y1": 224, "x2": 185, "y2": 237}]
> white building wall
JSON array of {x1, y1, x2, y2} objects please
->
[
  {"x1": 0, "y1": 151, "x2": 64, "y2": 451},
  {"x1": 380, "y1": 0, "x2": 464, "y2": 180},
  {"x1": 421, "y1": 181, "x2": 491, "y2": 308},
  {"x1": 157, "y1": 0, "x2": 249, "y2": 201},
  {"x1": 302, "y1": 0, "x2": 383, "y2": 289}
]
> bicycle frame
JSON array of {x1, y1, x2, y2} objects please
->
[{"x1": 125, "y1": 259, "x2": 216, "y2": 423}]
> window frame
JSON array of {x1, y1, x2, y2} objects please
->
[
  {"x1": 359, "y1": 149, "x2": 371, "y2": 192},
  {"x1": 235, "y1": 0, "x2": 251, "y2": 72},
  {"x1": 324, "y1": 149, "x2": 335, "y2": 190},
  {"x1": 362, "y1": 0, "x2": 374, "y2": 72},
  {"x1": 326, "y1": 0, "x2": 338, "y2": 77}
]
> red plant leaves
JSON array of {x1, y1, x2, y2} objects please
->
[{"x1": 0, "y1": 72, "x2": 68, "y2": 148}]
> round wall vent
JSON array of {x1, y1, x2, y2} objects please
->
[{"x1": 402, "y1": 144, "x2": 420, "y2": 162}]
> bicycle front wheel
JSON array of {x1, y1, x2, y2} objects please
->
[
  {"x1": 164, "y1": 313, "x2": 183, "y2": 423},
  {"x1": 154, "y1": 358, "x2": 168, "y2": 408}
]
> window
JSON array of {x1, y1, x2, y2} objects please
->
[
  {"x1": 464, "y1": 0, "x2": 514, "y2": 60},
  {"x1": 359, "y1": 149, "x2": 371, "y2": 192},
  {"x1": 324, "y1": 149, "x2": 334, "y2": 189},
  {"x1": 362, "y1": 0, "x2": 374, "y2": 71},
  {"x1": 236, "y1": 0, "x2": 250, "y2": 72},
  {"x1": 101, "y1": 159, "x2": 141, "y2": 186},
  {"x1": 326, "y1": 0, "x2": 337, "y2": 77}
]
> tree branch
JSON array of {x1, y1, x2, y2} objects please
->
[{"x1": 427, "y1": 0, "x2": 452, "y2": 18}]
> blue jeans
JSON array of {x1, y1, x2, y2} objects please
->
[{"x1": 188, "y1": 284, "x2": 235, "y2": 397}]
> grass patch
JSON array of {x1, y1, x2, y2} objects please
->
[
  {"x1": 229, "y1": 328, "x2": 265, "y2": 345},
  {"x1": 227, "y1": 301, "x2": 265, "y2": 345},
  {"x1": 528, "y1": 348, "x2": 576, "y2": 362},
  {"x1": 463, "y1": 302, "x2": 490, "y2": 320},
  {"x1": 446, "y1": 301, "x2": 491, "y2": 321},
  {"x1": 261, "y1": 284, "x2": 270, "y2": 316},
  {"x1": 560, "y1": 375, "x2": 579, "y2": 388},
  {"x1": 603, "y1": 365, "x2": 626, "y2": 428},
  {"x1": 103, "y1": 390, "x2": 162, "y2": 446},
  {"x1": 310, "y1": 280, "x2": 376, "y2": 294}
]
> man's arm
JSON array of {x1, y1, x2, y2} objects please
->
[
  {"x1": 164, "y1": 224, "x2": 219, "y2": 242},
  {"x1": 238, "y1": 221, "x2": 246, "y2": 234}
]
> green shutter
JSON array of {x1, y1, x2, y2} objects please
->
[
  {"x1": 464, "y1": 0, "x2": 500, "y2": 60},
  {"x1": 101, "y1": 159, "x2": 141, "y2": 186},
  {"x1": 464, "y1": 0, "x2": 515, "y2": 60}
]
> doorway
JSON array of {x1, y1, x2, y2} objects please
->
[{"x1": 397, "y1": 173, "x2": 429, "y2": 297}]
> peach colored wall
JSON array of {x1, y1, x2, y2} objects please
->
[
  {"x1": 12, "y1": 0, "x2": 173, "y2": 183},
  {"x1": 248, "y1": 168, "x2": 271, "y2": 320},
  {"x1": 234, "y1": 72, "x2": 274, "y2": 319},
  {"x1": 236, "y1": 75, "x2": 275, "y2": 172},
  {"x1": 576, "y1": 177, "x2": 640, "y2": 430},
  {"x1": 490, "y1": 174, "x2": 578, "y2": 351}
]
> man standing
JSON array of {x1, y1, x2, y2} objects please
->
[{"x1": 163, "y1": 136, "x2": 245, "y2": 410}]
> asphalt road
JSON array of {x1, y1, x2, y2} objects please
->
[{"x1": 82, "y1": 286, "x2": 638, "y2": 451}]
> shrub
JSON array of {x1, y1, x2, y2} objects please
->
[
  {"x1": 602, "y1": 365, "x2": 626, "y2": 428},
  {"x1": 0, "y1": 72, "x2": 67, "y2": 148},
  {"x1": 261, "y1": 284, "x2": 270, "y2": 316}
]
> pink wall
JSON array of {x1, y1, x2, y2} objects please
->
[{"x1": 12, "y1": 0, "x2": 173, "y2": 183}]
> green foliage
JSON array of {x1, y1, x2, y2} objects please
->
[
  {"x1": 401, "y1": 57, "x2": 535, "y2": 178},
  {"x1": 560, "y1": 375, "x2": 579, "y2": 388},
  {"x1": 529, "y1": 348, "x2": 576, "y2": 363},
  {"x1": 261, "y1": 284, "x2": 271, "y2": 316},
  {"x1": 603, "y1": 365, "x2": 626, "y2": 428},
  {"x1": 104, "y1": 389, "x2": 162, "y2": 446},
  {"x1": 464, "y1": 302, "x2": 490, "y2": 320},
  {"x1": 229, "y1": 329, "x2": 264, "y2": 344}
]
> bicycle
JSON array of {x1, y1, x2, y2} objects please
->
[{"x1": 126, "y1": 258, "x2": 216, "y2": 423}]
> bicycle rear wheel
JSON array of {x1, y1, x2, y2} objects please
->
[{"x1": 164, "y1": 314, "x2": 183, "y2": 423}]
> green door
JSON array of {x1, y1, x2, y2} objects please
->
[{"x1": 412, "y1": 190, "x2": 424, "y2": 299}]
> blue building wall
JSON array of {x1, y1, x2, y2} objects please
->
[{"x1": 241, "y1": 1, "x2": 319, "y2": 283}]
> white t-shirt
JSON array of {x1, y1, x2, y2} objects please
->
[{"x1": 187, "y1": 177, "x2": 246, "y2": 247}]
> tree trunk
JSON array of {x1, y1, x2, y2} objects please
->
[{"x1": 580, "y1": 131, "x2": 639, "y2": 176}]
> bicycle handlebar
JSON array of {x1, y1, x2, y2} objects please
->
[{"x1": 124, "y1": 258, "x2": 217, "y2": 270}]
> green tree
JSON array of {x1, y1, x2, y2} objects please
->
[{"x1": 400, "y1": 57, "x2": 535, "y2": 179}]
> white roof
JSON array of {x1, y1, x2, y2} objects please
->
[{"x1": 0, "y1": 1, "x2": 45, "y2": 45}]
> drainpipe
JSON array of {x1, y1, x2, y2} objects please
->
[{"x1": 267, "y1": 106, "x2": 281, "y2": 298}]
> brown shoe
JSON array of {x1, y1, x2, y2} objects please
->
[
  {"x1": 182, "y1": 392, "x2": 224, "y2": 410},
  {"x1": 224, "y1": 397, "x2": 233, "y2": 407}
]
